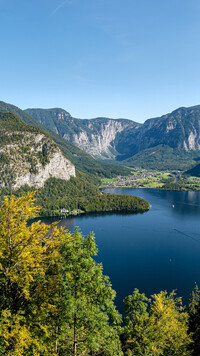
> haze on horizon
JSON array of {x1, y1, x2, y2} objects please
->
[{"x1": 1, "y1": 0, "x2": 200, "y2": 123}]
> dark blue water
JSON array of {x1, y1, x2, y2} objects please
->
[{"x1": 42, "y1": 188, "x2": 200, "y2": 313}]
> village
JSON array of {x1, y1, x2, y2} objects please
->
[
  {"x1": 102, "y1": 168, "x2": 200, "y2": 190},
  {"x1": 102, "y1": 169, "x2": 175, "y2": 189}
]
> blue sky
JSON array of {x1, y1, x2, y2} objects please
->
[{"x1": 1, "y1": 0, "x2": 200, "y2": 122}]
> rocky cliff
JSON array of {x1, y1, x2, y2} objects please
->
[
  {"x1": 25, "y1": 106, "x2": 200, "y2": 168},
  {"x1": 0, "y1": 101, "x2": 130, "y2": 178},
  {"x1": 136, "y1": 106, "x2": 200, "y2": 151},
  {"x1": 0, "y1": 112, "x2": 75, "y2": 189},
  {"x1": 25, "y1": 108, "x2": 141, "y2": 159}
]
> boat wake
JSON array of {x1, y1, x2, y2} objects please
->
[{"x1": 173, "y1": 228, "x2": 200, "y2": 243}]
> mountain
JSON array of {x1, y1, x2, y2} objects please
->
[
  {"x1": 25, "y1": 106, "x2": 200, "y2": 171},
  {"x1": 0, "y1": 101, "x2": 130, "y2": 178},
  {"x1": 0, "y1": 112, "x2": 75, "y2": 189},
  {"x1": 0, "y1": 104, "x2": 149, "y2": 217},
  {"x1": 135, "y1": 106, "x2": 200, "y2": 151},
  {"x1": 121, "y1": 145, "x2": 200, "y2": 171},
  {"x1": 25, "y1": 108, "x2": 141, "y2": 160}
]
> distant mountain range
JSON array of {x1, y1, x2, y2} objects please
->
[
  {"x1": 0, "y1": 102, "x2": 148, "y2": 216},
  {"x1": 25, "y1": 105, "x2": 200, "y2": 171},
  {"x1": 1, "y1": 100, "x2": 200, "y2": 174},
  {"x1": 0, "y1": 101, "x2": 130, "y2": 180}
]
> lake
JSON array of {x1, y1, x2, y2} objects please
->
[{"x1": 42, "y1": 188, "x2": 200, "y2": 313}]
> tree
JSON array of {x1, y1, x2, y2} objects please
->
[
  {"x1": 57, "y1": 228, "x2": 122, "y2": 356},
  {"x1": 0, "y1": 193, "x2": 123, "y2": 355},
  {"x1": 150, "y1": 291, "x2": 191, "y2": 355},
  {"x1": 122, "y1": 289, "x2": 192, "y2": 356},
  {"x1": 188, "y1": 284, "x2": 200, "y2": 355},
  {"x1": 0, "y1": 192, "x2": 68, "y2": 355},
  {"x1": 122, "y1": 289, "x2": 154, "y2": 355}
]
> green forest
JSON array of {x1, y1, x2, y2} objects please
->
[
  {"x1": 0, "y1": 193, "x2": 200, "y2": 355},
  {"x1": 0, "y1": 176, "x2": 149, "y2": 217}
]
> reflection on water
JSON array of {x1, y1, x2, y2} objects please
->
[
  {"x1": 39, "y1": 216, "x2": 76, "y2": 232},
  {"x1": 41, "y1": 188, "x2": 200, "y2": 313}
]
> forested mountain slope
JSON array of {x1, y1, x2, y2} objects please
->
[{"x1": 0, "y1": 107, "x2": 146, "y2": 217}]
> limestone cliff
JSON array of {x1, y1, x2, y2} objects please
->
[
  {"x1": 25, "y1": 108, "x2": 141, "y2": 159},
  {"x1": 25, "y1": 105, "x2": 200, "y2": 170},
  {"x1": 25, "y1": 106, "x2": 200, "y2": 159},
  {"x1": 0, "y1": 112, "x2": 75, "y2": 189}
]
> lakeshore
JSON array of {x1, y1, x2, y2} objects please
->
[
  {"x1": 43, "y1": 187, "x2": 200, "y2": 314},
  {"x1": 102, "y1": 168, "x2": 200, "y2": 191}
]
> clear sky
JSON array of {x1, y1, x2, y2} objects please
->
[{"x1": 1, "y1": 0, "x2": 200, "y2": 122}]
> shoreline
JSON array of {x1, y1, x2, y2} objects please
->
[{"x1": 102, "y1": 184, "x2": 200, "y2": 192}]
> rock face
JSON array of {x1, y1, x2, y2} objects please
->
[
  {"x1": 25, "y1": 105, "x2": 200, "y2": 162},
  {"x1": 136, "y1": 106, "x2": 200, "y2": 152},
  {"x1": 25, "y1": 108, "x2": 141, "y2": 159},
  {"x1": 64, "y1": 118, "x2": 140, "y2": 159},
  {"x1": 13, "y1": 150, "x2": 75, "y2": 189},
  {"x1": 0, "y1": 112, "x2": 75, "y2": 189}
]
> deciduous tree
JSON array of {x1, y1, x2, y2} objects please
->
[
  {"x1": 122, "y1": 289, "x2": 192, "y2": 356},
  {"x1": 58, "y1": 228, "x2": 122, "y2": 355},
  {"x1": 0, "y1": 193, "x2": 68, "y2": 355}
]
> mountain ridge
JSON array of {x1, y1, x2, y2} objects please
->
[
  {"x1": 25, "y1": 107, "x2": 141, "y2": 159},
  {"x1": 0, "y1": 101, "x2": 130, "y2": 179},
  {"x1": 25, "y1": 105, "x2": 200, "y2": 170}
]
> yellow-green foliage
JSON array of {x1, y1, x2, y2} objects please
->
[
  {"x1": 123, "y1": 289, "x2": 192, "y2": 356},
  {"x1": 0, "y1": 193, "x2": 70, "y2": 355},
  {"x1": 0, "y1": 193, "x2": 122, "y2": 355},
  {"x1": 150, "y1": 291, "x2": 191, "y2": 355},
  {"x1": 0, "y1": 193, "x2": 196, "y2": 355}
]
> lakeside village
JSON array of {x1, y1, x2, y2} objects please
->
[
  {"x1": 101, "y1": 168, "x2": 200, "y2": 190},
  {"x1": 59, "y1": 168, "x2": 200, "y2": 217}
]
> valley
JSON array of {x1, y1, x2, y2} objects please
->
[
  {"x1": 1, "y1": 100, "x2": 200, "y2": 355},
  {"x1": 0, "y1": 107, "x2": 149, "y2": 217},
  {"x1": 2, "y1": 101, "x2": 200, "y2": 219},
  {"x1": 3, "y1": 1, "x2": 200, "y2": 354}
]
